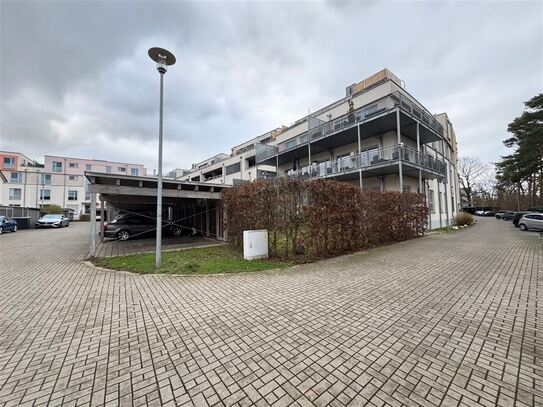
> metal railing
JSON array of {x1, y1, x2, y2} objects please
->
[
  {"x1": 257, "y1": 92, "x2": 444, "y2": 163},
  {"x1": 284, "y1": 145, "x2": 446, "y2": 179}
]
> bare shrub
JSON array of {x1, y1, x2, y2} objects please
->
[{"x1": 455, "y1": 212, "x2": 475, "y2": 226}]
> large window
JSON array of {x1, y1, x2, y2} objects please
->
[
  {"x1": 52, "y1": 161, "x2": 63, "y2": 172},
  {"x1": 10, "y1": 172, "x2": 22, "y2": 184},
  {"x1": 41, "y1": 174, "x2": 52, "y2": 185},
  {"x1": 68, "y1": 190, "x2": 78, "y2": 201},
  {"x1": 131, "y1": 168, "x2": 139, "y2": 176},
  {"x1": 3, "y1": 157, "x2": 15, "y2": 169},
  {"x1": 9, "y1": 188, "x2": 21, "y2": 200},
  {"x1": 85, "y1": 164, "x2": 92, "y2": 171},
  {"x1": 40, "y1": 189, "x2": 51, "y2": 200},
  {"x1": 225, "y1": 162, "x2": 241, "y2": 176},
  {"x1": 428, "y1": 189, "x2": 435, "y2": 213}
]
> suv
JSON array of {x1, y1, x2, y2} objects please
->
[
  {"x1": 518, "y1": 213, "x2": 543, "y2": 231},
  {"x1": 495, "y1": 211, "x2": 506, "y2": 219},
  {"x1": 513, "y1": 211, "x2": 534, "y2": 227},
  {"x1": 501, "y1": 211, "x2": 516, "y2": 221},
  {"x1": 103, "y1": 214, "x2": 183, "y2": 241}
]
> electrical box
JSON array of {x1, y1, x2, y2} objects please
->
[{"x1": 243, "y1": 230, "x2": 268, "y2": 260}]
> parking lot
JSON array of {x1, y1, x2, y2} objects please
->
[{"x1": 0, "y1": 218, "x2": 541, "y2": 406}]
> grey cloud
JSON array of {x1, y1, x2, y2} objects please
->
[{"x1": 1, "y1": 0, "x2": 542, "y2": 171}]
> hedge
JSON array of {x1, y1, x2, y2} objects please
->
[{"x1": 223, "y1": 178, "x2": 428, "y2": 260}]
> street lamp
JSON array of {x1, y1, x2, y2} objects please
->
[{"x1": 148, "y1": 47, "x2": 176, "y2": 269}]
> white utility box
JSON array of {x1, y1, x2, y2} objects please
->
[{"x1": 243, "y1": 230, "x2": 268, "y2": 260}]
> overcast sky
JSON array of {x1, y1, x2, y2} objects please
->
[{"x1": 1, "y1": 0, "x2": 542, "y2": 173}]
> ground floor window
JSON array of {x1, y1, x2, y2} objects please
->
[
  {"x1": 40, "y1": 189, "x2": 51, "y2": 200},
  {"x1": 9, "y1": 188, "x2": 21, "y2": 200},
  {"x1": 68, "y1": 190, "x2": 78, "y2": 201}
]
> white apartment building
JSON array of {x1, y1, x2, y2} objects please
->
[
  {"x1": 0, "y1": 152, "x2": 146, "y2": 219},
  {"x1": 178, "y1": 69, "x2": 461, "y2": 229}
]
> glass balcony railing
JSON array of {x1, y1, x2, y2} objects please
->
[
  {"x1": 257, "y1": 92, "x2": 444, "y2": 163},
  {"x1": 283, "y1": 145, "x2": 446, "y2": 180}
]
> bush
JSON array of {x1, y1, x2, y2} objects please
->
[
  {"x1": 41, "y1": 204, "x2": 63, "y2": 214},
  {"x1": 455, "y1": 212, "x2": 474, "y2": 226},
  {"x1": 223, "y1": 179, "x2": 428, "y2": 260}
]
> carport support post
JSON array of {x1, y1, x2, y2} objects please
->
[
  {"x1": 100, "y1": 197, "x2": 105, "y2": 243},
  {"x1": 396, "y1": 109, "x2": 403, "y2": 192},
  {"x1": 90, "y1": 193, "x2": 97, "y2": 257}
]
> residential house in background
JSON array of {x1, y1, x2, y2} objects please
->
[
  {"x1": 0, "y1": 152, "x2": 146, "y2": 219},
  {"x1": 178, "y1": 69, "x2": 461, "y2": 229}
]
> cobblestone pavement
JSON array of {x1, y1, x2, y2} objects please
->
[{"x1": 0, "y1": 219, "x2": 541, "y2": 406}]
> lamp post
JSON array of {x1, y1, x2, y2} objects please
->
[{"x1": 148, "y1": 47, "x2": 176, "y2": 269}]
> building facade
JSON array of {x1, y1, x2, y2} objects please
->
[
  {"x1": 0, "y1": 152, "x2": 146, "y2": 219},
  {"x1": 178, "y1": 69, "x2": 461, "y2": 229}
]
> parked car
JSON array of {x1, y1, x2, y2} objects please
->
[
  {"x1": 36, "y1": 214, "x2": 70, "y2": 228},
  {"x1": 518, "y1": 213, "x2": 543, "y2": 231},
  {"x1": 501, "y1": 211, "x2": 516, "y2": 221},
  {"x1": 103, "y1": 214, "x2": 184, "y2": 241},
  {"x1": 483, "y1": 211, "x2": 495, "y2": 217},
  {"x1": 495, "y1": 211, "x2": 506, "y2": 219},
  {"x1": 475, "y1": 210, "x2": 485, "y2": 216},
  {"x1": 0, "y1": 216, "x2": 17, "y2": 234},
  {"x1": 513, "y1": 211, "x2": 534, "y2": 227}
]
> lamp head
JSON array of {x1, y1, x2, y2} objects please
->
[{"x1": 148, "y1": 47, "x2": 176, "y2": 74}]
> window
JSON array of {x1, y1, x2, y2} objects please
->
[
  {"x1": 52, "y1": 161, "x2": 63, "y2": 172},
  {"x1": 3, "y1": 157, "x2": 15, "y2": 169},
  {"x1": 428, "y1": 189, "x2": 435, "y2": 213},
  {"x1": 225, "y1": 162, "x2": 241, "y2": 176},
  {"x1": 285, "y1": 139, "x2": 297, "y2": 150},
  {"x1": 69, "y1": 175, "x2": 78, "y2": 181},
  {"x1": 68, "y1": 190, "x2": 78, "y2": 201},
  {"x1": 69, "y1": 162, "x2": 79, "y2": 168},
  {"x1": 10, "y1": 172, "x2": 22, "y2": 184},
  {"x1": 118, "y1": 167, "x2": 126, "y2": 172},
  {"x1": 131, "y1": 168, "x2": 139, "y2": 176},
  {"x1": 85, "y1": 164, "x2": 92, "y2": 171},
  {"x1": 41, "y1": 174, "x2": 51, "y2": 185},
  {"x1": 9, "y1": 188, "x2": 21, "y2": 200},
  {"x1": 106, "y1": 166, "x2": 112, "y2": 173},
  {"x1": 40, "y1": 189, "x2": 51, "y2": 200}
]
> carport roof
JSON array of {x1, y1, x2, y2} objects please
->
[{"x1": 85, "y1": 171, "x2": 229, "y2": 200}]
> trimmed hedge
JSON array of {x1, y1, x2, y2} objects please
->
[{"x1": 223, "y1": 178, "x2": 428, "y2": 260}]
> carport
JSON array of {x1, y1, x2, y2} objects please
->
[{"x1": 85, "y1": 172, "x2": 229, "y2": 257}]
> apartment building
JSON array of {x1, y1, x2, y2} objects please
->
[
  {"x1": 178, "y1": 69, "x2": 461, "y2": 229},
  {"x1": 0, "y1": 152, "x2": 146, "y2": 219}
]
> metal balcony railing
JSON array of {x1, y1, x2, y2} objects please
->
[
  {"x1": 257, "y1": 92, "x2": 444, "y2": 163},
  {"x1": 284, "y1": 145, "x2": 446, "y2": 179}
]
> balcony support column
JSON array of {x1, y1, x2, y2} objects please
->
[
  {"x1": 437, "y1": 179, "x2": 443, "y2": 228},
  {"x1": 89, "y1": 192, "x2": 96, "y2": 258},
  {"x1": 357, "y1": 124, "x2": 362, "y2": 189},
  {"x1": 417, "y1": 122, "x2": 422, "y2": 194},
  {"x1": 100, "y1": 196, "x2": 105, "y2": 243},
  {"x1": 396, "y1": 109, "x2": 403, "y2": 192}
]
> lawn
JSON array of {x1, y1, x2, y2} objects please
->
[{"x1": 93, "y1": 245, "x2": 290, "y2": 275}]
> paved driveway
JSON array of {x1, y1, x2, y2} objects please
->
[{"x1": 0, "y1": 220, "x2": 541, "y2": 406}]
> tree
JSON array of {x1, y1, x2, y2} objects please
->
[
  {"x1": 458, "y1": 157, "x2": 489, "y2": 203},
  {"x1": 496, "y1": 93, "x2": 543, "y2": 207}
]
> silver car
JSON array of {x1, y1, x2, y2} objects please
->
[
  {"x1": 518, "y1": 213, "x2": 543, "y2": 231},
  {"x1": 36, "y1": 214, "x2": 70, "y2": 228}
]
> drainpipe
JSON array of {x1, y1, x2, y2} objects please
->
[
  {"x1": 396, "y1": 109, "x2": 403, "y2": 192},
  {"x1": 357, "y1": 124, "x2": 362, "y2": 188},
  {"x1": 437, "y1": 178, "x2": 442, "y2": 228},
  {"x1": 417, "y1": 122, "x2": 422, "y2": 194}
]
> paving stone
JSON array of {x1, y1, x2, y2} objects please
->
[{"x1": 0, "y1": 219, "x2": 541, "y2": 406}]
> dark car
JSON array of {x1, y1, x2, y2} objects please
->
[
  {"x1": 0, "y1": 216, "x2": 17, "y2": 234},
  {"x1": 36, "y1": 214, "x2": 70, "y2": 228},
  {"x1": 501, "y1": 211, "x2": 516, "y2": 221},
  {"x1": 513, "y1": 211, "x2": 534, "y2": 227},
  {"x1": 103, "y1": 214, "x2": 183, "y2": 241}
]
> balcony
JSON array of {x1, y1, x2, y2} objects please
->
[
  {"x1": 257, "y1": 91, "x2": 444, "y2": 165},
  {"x1": 284, "y1": 145, "x2": 447, "y2": 181}
]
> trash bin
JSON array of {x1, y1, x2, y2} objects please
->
[{"x1": 12, "y1": 217, "x2": 30, "y2": 230}]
